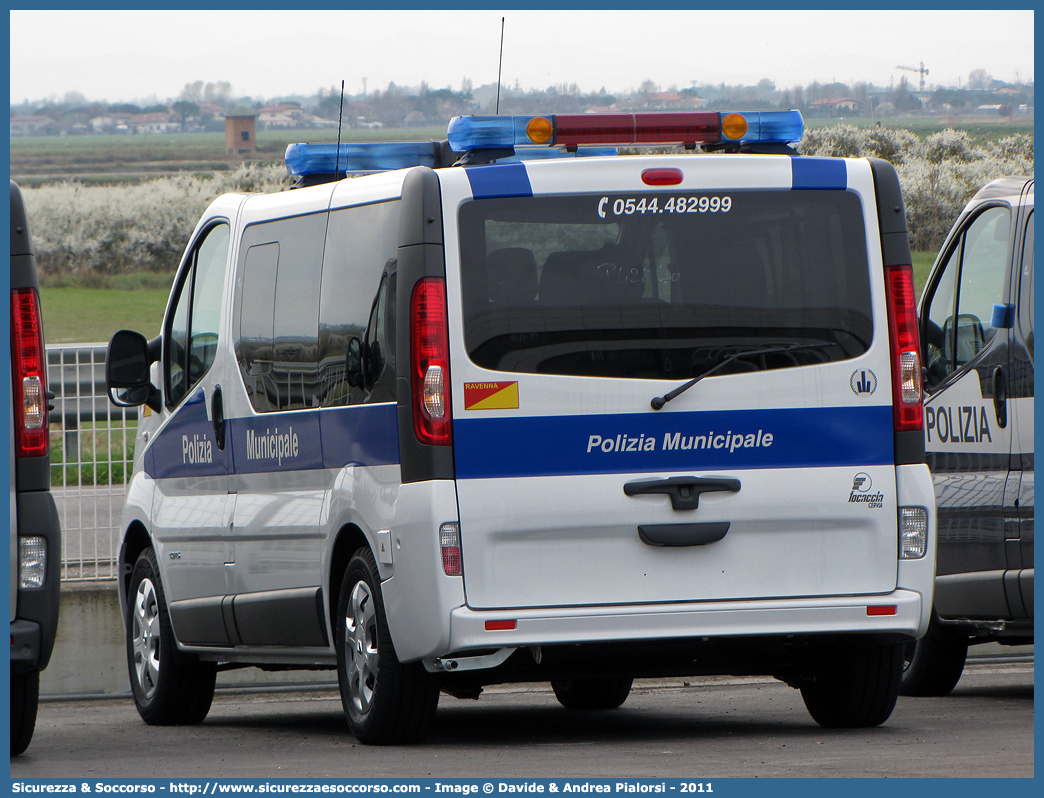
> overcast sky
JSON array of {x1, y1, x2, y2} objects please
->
[{"x1": 8, "y1": 8, "x2": 1035, "y2": 105}]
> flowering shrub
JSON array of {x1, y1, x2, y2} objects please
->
[
  {"x1": 23, "y1": 163, "x2": 291, "y2": 284},
  {"x1": 22, "y1": 130, "x2": 1034, "y2": 283},
  {"x1": 800, "y1": 126, "x2": 1033, "y2": 251}
]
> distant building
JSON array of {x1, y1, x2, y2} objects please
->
[
  {"x1": 89, "y1": 114, "x2": 124, "y2": 133},
  {"x1": 126, "y1": 112, "x2": 179, "y2": 134},
  {"x1": 808, "y1": 98, "x2": 861, "y2": 116},
  {"x1": 258, "y1": 103, "x2": 317, "y2": 129},
  {"x1": 10, "y1": 115, "x2": 55, "y2": 136},
  {"x1": 649, "y1": 91, "x2": 684, "y2": 107},
  {"x1": 622, "y1": 91, "x2": 705, "y2": 111},
  {"x1": 226, "y1": 115, "x2": 257, "y2": 153}
]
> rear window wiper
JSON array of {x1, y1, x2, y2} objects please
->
[{"x1": 650, "y1": 343, "x2": 827, "y2": 410}]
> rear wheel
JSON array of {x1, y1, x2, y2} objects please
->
[
  {"x1": 800, "y1": 642, "x2": 902, "y2": 728},
  {"x1": 336, "y1": 548, "x2": 439, "y2": 744},
  {"x1": 551, "y1": 677, "x2": 633, "y2": 710},
  {"x1": 11, "y1": 670, "x2": 40, "y2": 756},
  {"x1": 900, "y1": 621, "x2": 968, "y2": 697},
  {"x1": 126, "y1": 547, "x2": 216, "y2": 725}
]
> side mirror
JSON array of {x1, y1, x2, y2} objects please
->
[
  {"x1": 107, "y1": 329, "x2": 159, "y2": 411},
  {"x1": 346, "y1": 337, "x2": 364, "y2": 388}
]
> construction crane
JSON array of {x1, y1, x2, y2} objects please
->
[{"x1": 896, "y1": 62, "x2": 929, "y2": 92}]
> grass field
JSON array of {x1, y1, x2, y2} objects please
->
[
  {"x1": 41, "y1": 285, "x2": 170, "y2": 344},
  {"x1": 41, "y1": 252, "x2": 939, "y2": 345}
]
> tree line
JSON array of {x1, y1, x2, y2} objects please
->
[{"x1": 12, "y1": 71, "x2": 1034, "y2": 136}]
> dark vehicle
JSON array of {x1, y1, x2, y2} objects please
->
[
  {"x1": 9, "y1": 181, "x2": 61, "y2": 754},
  {"x1": 904, "y1": 177, "x2": 1034, "y2": 695}
]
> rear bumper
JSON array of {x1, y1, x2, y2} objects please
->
[{"x1": 443, "y1": 589, "x2": 927, "y2": 657}]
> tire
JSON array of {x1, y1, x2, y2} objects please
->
[
  {"x1": 11, "y1": 670, "x2": 40, "y2": 756},
  {"x1": 551, "y1": 677, "x2": 633, "y2": 710},
  {"x1": 900, "y1": 622, "x2": 969, "y2": 697},
  {"x1": 126, "y1": 547, "x2": 216, "y2": 725},
  {"x1": 800, "y1": 642, "x2": 902, "y2": 728},
  {"x1": 336, "y1": 547, "x2": 439, "y2": 745}
]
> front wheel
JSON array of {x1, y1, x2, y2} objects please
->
[
  {"x1": 11, "y1": 670, "x2": 40, "y2": 755},
  {"x1": 551, "y1": 677, "x2": 633, "y2": 710},
  {"x1": 126, "y1": 547, "x2": 216, "y2": 725},
  {"x1": 336, "y1": 548, "x2": 439, "y2": 745},
  {"x1": 800, "y1": 642, "x2": 902, "y2": 728}
]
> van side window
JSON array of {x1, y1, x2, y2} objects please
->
[
  {"x1": 319, "y1": 201, "x2": 401, "y2": 406},
  {"x1": 233, "y1": 201, "x2": 400, "y2": 412},
  {"x1": 166, "y1": 223, "x2": 230, "y2": 408},
  {"x1": 234, "y1": 214, "x2": 326, "y2": 412},
  {"x1": 923, "y1": 206, "x2": 1011, "y2": 392}
]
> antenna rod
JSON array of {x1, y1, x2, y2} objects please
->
[
  {"x1": 334, "y1": 80, "x2": 345, "y2": 179},
  {"x1": 496, "y1": 16, "x2": 505, "y2": 114}
]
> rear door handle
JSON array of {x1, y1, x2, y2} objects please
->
[
  {"x1": 639, "y1": 522, "x2": 731, "y2": 547},
  {"x1": 623, "y1": 476, "x2": 741, "y2": 511}
]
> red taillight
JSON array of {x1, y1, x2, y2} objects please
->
[
  {"x1": 884, "y1": 265, "x2": 923, "y2": 432},
  {"x1": 551, "y1": 113, "x2": 721, "y2": 146},
  {"x1": 11, "y1": 288, "x2": 49, "y2": 457},
  {"x1": 642, "y1": 168, "x2": 684, "y2": 186},
  {"x1": 411, "y1": 277, "x2": 452, "y2": 446},
  {"x1": 440, "y1": 523, "x2": 462, "y2": 576}
]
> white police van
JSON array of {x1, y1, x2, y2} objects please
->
[
  {"x1": 902, "y1": 177, "x2": 1033, "y2": 696},
  {"x1": 106, "y1": 110, "x2": 936, "y2": 744}
]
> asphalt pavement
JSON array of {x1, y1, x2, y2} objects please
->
[{"x1": 12, "y1": 659, "x2": 1033, "y2": 779}]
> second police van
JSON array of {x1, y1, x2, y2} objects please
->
[
  {"x1": 106, "y1": 110, "x2": 936, "y2": 744},
  {"x1": 902, "y1": 177, "x2": 1033, "y2": 696}
]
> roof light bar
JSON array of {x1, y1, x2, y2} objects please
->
[
  {"x1": 284, "y1": 110, "x2": 805, "y2": 179},
  {"x1": 447, "y1": 111, "x2": 803, "y2": 150}
]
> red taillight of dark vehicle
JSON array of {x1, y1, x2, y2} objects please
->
[{"x1": 11, "y1": 288, "x2": 49, "y2": 457}]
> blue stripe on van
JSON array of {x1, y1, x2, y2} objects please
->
[
  {"x1": 145, "y1": 402, "x2": 399, "y2": 479},
  {"x1": 318, "y1": 403, "x2": 399, "y2": 469},
  {"x1": 792, "y1": 157, "x2": 848, "y2": 190},
  {"x1": 147, "y1": 389, "x2": 227, "y2": 479},
  {"x1": 229, "y1": 404, "x2": 399, "y2": 474},
  {"x1": 464, "y1": 162, "x2": 533, "y2": 198},
  {"x1": 453, "y1": 405, "x2": 893, "y2": 479}
]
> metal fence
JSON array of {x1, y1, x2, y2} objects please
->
[{"x1": 47, "y1": 344, "x2": 136, "y2": 581}]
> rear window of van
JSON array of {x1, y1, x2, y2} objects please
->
[{"x1": 458, "y1": 189, "x2": 872, "y2": 379}]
